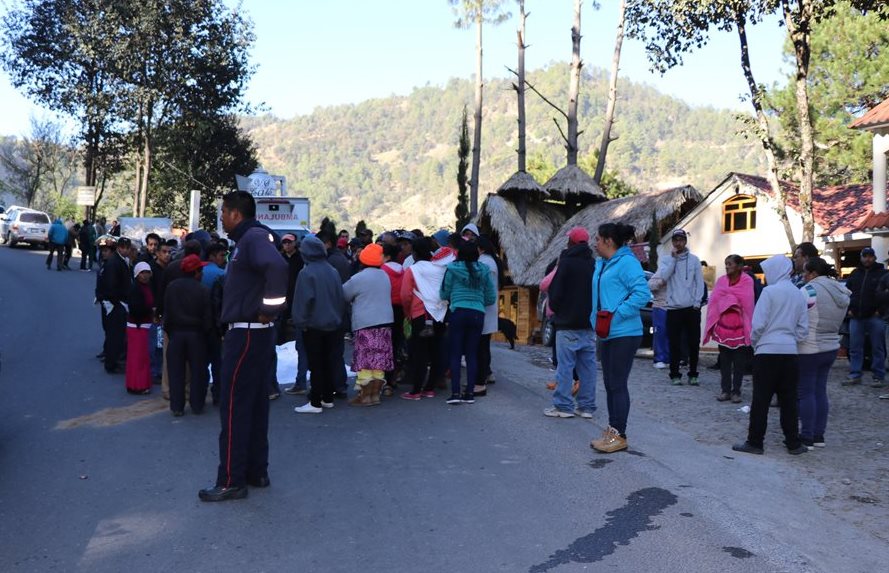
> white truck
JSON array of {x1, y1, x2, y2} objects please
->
[
  {"x1": 253, "y1": 196, "x2": 311, "y2": 239},
  {"x1": 221, "y1": 168, "x2": 311, "y2": 240}
]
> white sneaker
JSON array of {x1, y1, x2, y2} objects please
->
[
  {"x1": 653, "y1": 362, "x2": 667, "y2": 369},
  {"x1": 544, "y1": 407, "x2": 575, "y2": 418},
  {"x1": 294, "y1": 403, "x2": 322, "y2": 414},
  {"x1": 320, "y1": 401, "x2": 334, "y2": 409}
]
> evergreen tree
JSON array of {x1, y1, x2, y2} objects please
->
[
  {"x1": 455, "y1": 107, "x2": 471, "y2": 230},
  {"x1": 767, "y1": 1, "x2": 888, "y2": 185}
]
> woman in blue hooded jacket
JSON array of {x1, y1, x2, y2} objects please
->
[{"x1": 589, "y1": 223, "x2": 651, "y2": 453}]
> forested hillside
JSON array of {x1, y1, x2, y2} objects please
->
[{"x1": 242, "y1": 63, "x2": 764, "y2": 231}]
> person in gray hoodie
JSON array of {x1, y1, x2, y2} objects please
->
[
  {"x1": 733, "y1": 255, "x2": 809, "y2": 456},
  {"x1": 292, "y1": 236, "x2": 346, "y2": 414},
  {"x1": 659, "y1": 229, "x2": 705, "y2": 385},
  {"x1": 797, "y1": 257, "x2": 850, "y2": 449}
]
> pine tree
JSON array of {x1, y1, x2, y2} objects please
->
[{"x1": 455, "y1": 107, "x2": 471, "y2": 230}]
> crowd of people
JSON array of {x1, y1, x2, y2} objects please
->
[
  {"x1": 640, "y1": 231, "x2": 860, "y2": 455},
  {"x1": 45, "y1": 216, "x2": 120, "y2": 271},
  {"x1": 80, "y1": 192, "x2": 512, "y2": 501},
  {"x1": 67, "y1": 189, "x2": 878, "y2": 499}
]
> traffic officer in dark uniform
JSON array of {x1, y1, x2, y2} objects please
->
[
  {"x1": 95, "y1": 235, "x2": 131, "y2": 373},
  {"x1": 199, "y1": 191, "x2": 288, "y2": 502}
]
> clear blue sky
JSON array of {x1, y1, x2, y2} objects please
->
[{"x1": 0, "y1": 0, "x2": 789, "y2": 137}]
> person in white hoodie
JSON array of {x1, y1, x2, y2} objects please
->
[
  {"x1": 797, "y1": 257, "x2": 850, "y2": 449},
  {"x1": 659, "y1": 229, "x2": 705, "y2": 385},
  {"x1": 733, "y1": 255, "x2": 809, "y2": 456}
]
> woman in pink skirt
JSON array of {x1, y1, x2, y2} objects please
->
[
  {"x1": 343, "y1": 243, "x2": 394, "y2": 406},
  {"x1": 126, "y1": 261, "x2": 155, "y2": 394}
]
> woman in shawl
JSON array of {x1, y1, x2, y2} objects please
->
[{"x1": 703, "y1": 254, "x2": 755, "y2": 403}]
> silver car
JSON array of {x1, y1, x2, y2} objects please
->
[{"x1": 0, "y1": 207, "x2": 51, "y2": 248}]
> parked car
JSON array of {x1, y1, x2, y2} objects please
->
[
  {"x1": 536, "y1": 270, "x2": 655, "y2": 348},
  {"x1": 0, "y1": 207, "x2": 51, "y2": 248}
]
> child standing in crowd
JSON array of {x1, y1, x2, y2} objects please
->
[
  {"x1": 589, "y1": 223, "x2": 651, "y2": 453},
  {"x1": 733, "y1": 255, "x2": 809, "y2": 456},
  {"x1": 703, "y1": 254, "x2": 754, "y2": 404},
  {"x1": 342, "y1": 243, "x2": 394, "y2": 406},
  {"x1": 440, "y1": 240, "x2": 496, "y2": 404}
]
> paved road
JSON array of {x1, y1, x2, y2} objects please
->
[{"x1": 0, "y1": 245, "x2": 880, "y2": 572}]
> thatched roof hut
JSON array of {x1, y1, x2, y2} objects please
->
[
  {"x1": 477, "y1": 194, "x2": 570, "y2": 283},
  {"x1": 496, "y1": 171, "x2": 548, "y2": 223},
  {"x1": 496, "y1": 171, "x2": 548, "y2": 198},
  {"x1": 513, "y1": 185, "x2": 702, "y2": 286},
  {"x1": 543, "y1": 165, "x2": 607, "y2": 203}
]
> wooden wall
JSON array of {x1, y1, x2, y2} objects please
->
[{"x1": 493, "y1": 286, "x2": 541, "y2": 345}]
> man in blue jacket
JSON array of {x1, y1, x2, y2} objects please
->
[
  {"x1": 46, "y1": 218, "x2": 68, "y2": 271},
  {"x1": 199, "y1": 191, "x2": 288, "y2": 503}
]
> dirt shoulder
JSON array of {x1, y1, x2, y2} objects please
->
[{"x1": 506, "y1": 342, "x2": 889, "y2": 543}]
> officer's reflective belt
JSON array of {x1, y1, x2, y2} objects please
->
[
  {"x1": 263, "y1": 297, "x2": 286, "y2": 306},
  {"x1": 126, "y1": 323, "x2": 152, "y2": 329},
  {"x1": 229, "y1": 322, "x2": 274, "y2": 330}
]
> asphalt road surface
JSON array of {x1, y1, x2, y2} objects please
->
[{"x1": 0, "y1": 245, "x2": 884, "y2": 572}]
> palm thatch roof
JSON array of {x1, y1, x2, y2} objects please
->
[
  {"x1": 496, "y1": 171, "x2": 548, "y2": 198},
  {"x1": 477, "y1": 194, "x2": 570, "y2": 282},
  {"x1": 513, "y1": 185, "x2": 702, "y2": 286},
  {"x1": 543, "y1": 164, "x2": 607, "y2": 202}
]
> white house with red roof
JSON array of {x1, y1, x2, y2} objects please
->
[
  {"x1": 849, "y1": 97, "x2": 889, "y2": 259},
  {"x1": 660, "y1": 97, "x2": 889, "y2": 278},
  {"x1": 658, "y1": 172, "x2": 872, "y2": 277}
]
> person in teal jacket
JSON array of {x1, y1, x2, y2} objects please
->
[
  {"x1": 440, "y1": 240, "x2": 496, "y2": 404},
  {"x1": 46, "y1": 218, "x2": 68, "y2": 271},
  {"x1": 589, "y1": 222, "x2": 651, "y2": 453}
]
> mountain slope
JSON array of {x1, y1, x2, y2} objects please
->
[{"x1": 242, "y1": 63, "x2": 763, "y2": 231}]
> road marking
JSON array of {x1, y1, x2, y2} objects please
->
[{"x1": 55, "y1": 399, "x2": 168, "y2": 429}]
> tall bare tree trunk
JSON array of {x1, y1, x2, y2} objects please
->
[
  {"x1": 566, "y1": 0, "x2": 582, "y2": 165},
  {"x1": 517, "y1": 0, "x2": 527, "y2": 173},
  {"x1": 133, "y1": 158, "x2": 141, "y2": 217},
  {"x1": 594, "y1": 0, "x2": 626, "y2": 184},
  {"x1": 140, "y1": 139, "x2": 150, "y2": 217},
  {"x1": 470, "y1": 12, "x2": 484, "y2": 218},
  {"x1": 736, "y1": 14, "x2": 797, "y2": 250},
  {"x1": 782, "y1": 0, "x2": 815, "y2": 243}
]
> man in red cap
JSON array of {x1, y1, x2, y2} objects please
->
[
  {"x1": 164, "y1": 254, "x2": 213, "y2": 416},
  {"x1": 544, "y1": 226, "x2": 597, "y2": 419}
]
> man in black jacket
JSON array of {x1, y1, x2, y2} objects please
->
[
  {"x1": 847, "y1": 246, "x2": 887, "y2": 386},
  {"x1": 545, "y1": 227, "x2": 597, "y2": 419},
  {"x1": 164, "y1": 254, "x2": 212, "y2": 416},
  {"x1": 96, "y1": 235, "x2": 131, "y2": 373}
]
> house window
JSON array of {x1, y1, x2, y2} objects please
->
[{"x1": 722, "y1": 195, "x2": 757, "y2": 233}]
